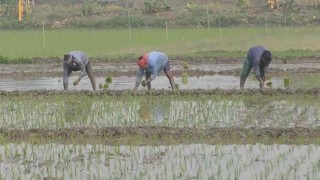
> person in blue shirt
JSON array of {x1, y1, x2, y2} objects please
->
[
  {"x1": 133, "y1": 51, "x2": 175, "y2": 90},
  {"x1": 240, "y1": 46, "x2": 272, "y2": 89},
  {"x1": 63, "y1": 51, "x2": 96, "y2": 90}
]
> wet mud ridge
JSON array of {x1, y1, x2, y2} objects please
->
[
  {"x1": 1, "y1": 67, "x2": 320, "y2": 78},
  {"x1": 1, "y1": 57, "x2": 320, "y2": 78},
  {"x1": 2, "y1": 88, "x2": 320, "y2": 143},
  {"x1": 1, "y1": 127, "x2": 320, "y2": 143},
  {"x1": 1, "y1": 88, "x2": 320, "y2": 96}
]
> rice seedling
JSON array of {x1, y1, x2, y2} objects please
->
[
  {"x1": 175, "y1": 83, "x2": 180, "y2": 89},
  {"x1": 284, "y1": 77, "x2": 290, "y2": 88},
  {"x1": 0, "y1": 93, "x2": 320, "y2": 130},
  {"x1": 105, "y1": 76, "x2": 112, "y2": 84},
  {"x1": 181, "y1": 77, "x2": 188, "y2": 85},
  {"x1": 181, "y1": 73, "x2": 188, "y2": 85},
  {"x1": 103, "y1": 83, "x2": 109, "y2": 89},
  {"x1": 266, "y1": 81, "x2": 273, "y2": 88},
  {"x1": 180, "y1": 61, "x2": 189, "y2": 70}
]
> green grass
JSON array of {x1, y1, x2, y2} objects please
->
[{"x1": 1, "y1": 27, "x2": 320, "y2": 60}]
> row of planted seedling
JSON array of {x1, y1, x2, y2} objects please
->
[
  {"x1": 0, "y1": 143, "x2": 319, "y2": 179},
  {"x1": 264, "y1": 76, "x2": 290, "y2": 88},
  {"x1": 139, "y1": 61, "x2": 190, "y2": 90},
  {"x1": 0, "y1": 95, "x2": 320, "y2": 129},
  {"x1": 75, "y1": 61, "x2": 293, "y2": 90}
]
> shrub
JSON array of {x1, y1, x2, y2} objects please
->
[
  {"x1": 0, "y1": 56, "x2": 9, "y2": 64},
  {"x1": 144, "y1": 0, "x2": 170, "y2": 14}
]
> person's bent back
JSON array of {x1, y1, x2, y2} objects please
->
[
  {"x1": 63, "y1": 51, "x2": 96, "y2": 90},
  {"x1": 240, "y1": 46, "x2": 272, "y2": 89},
  {"x1": 133, "y1": 51, "x2": 175, "y2": 90}
]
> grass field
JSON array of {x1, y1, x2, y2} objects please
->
[{"x1": 1, "y1": 27, "x2": 320, "y2": 60}]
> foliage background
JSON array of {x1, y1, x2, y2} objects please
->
[{"x1": 0, "y1": 0, "x2": 320, "y2": 29}]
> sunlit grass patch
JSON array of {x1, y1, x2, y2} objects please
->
[{"x1": 1, "y1": 27, "x2": 320, "y2": 60}]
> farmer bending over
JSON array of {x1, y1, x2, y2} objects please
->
[
  {"x1": 133, "y1": 51, "x2": 175, "y2": 90},
  {"x1": 240, "y1": 45, "x2": 272, "y2": 89},
  {"x1": 63, "y1": 51, "x2": 96, "y2": 90}
]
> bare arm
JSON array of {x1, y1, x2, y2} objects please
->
[
  {"x1": 134, "y1": 68, "x2": 145, "y2": 90},
  {"x1": 145, "y1": 65, "x2": 158, "y2": 84},
  {"x1": 253, "y1": 64, "x2": 264, "y2": 87},
  {"x1": 74, "y1": 60, "x2": 86, "y2": 82}
]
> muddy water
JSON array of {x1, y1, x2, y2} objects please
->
[
  {"x1": 1, "y1": 61, "x2": 319, "y2": 91},
  {"x1": 0, "y1": 75, "x2": 295, "y2": 91},
  {"x1": 1, "y1": 71, "x2": 320, "y2": 91},
  {"x1": 186, "y1": 62, "x2": 320, "y2": 71},
  {"x1": 0, "y1": 143, "x2": 319, "y2": 179}
]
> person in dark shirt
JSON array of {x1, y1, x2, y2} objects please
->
[
  {"x1": 240, "y1": 46, "x2": 272, "y2": 89},
  {"x1": 63, "y1": 51, "x2": 96, "y2": 90}
]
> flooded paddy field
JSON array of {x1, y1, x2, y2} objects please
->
[
  {"x1": 1, "y1": 90, "x2": 320, "y2": 130},
  {"x1": 1, "y1": 72, "x2": 320, "y2": 91},
  {"x1": 0, "y1": 57, "x2": 319, "y2": 91},
  {"x1": 0, "y1": 143, "x2": 320, "y2": 179},
  {"x1": 1, "y1": 60, "x2": 320, "y2": 78},
  {"x1": 1, "y1": 58, "x2": 320, "y2": 179},
  {"x1": 0, "y1": 75, "x2": 277, "y2": 91}
]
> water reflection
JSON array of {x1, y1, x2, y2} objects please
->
[
  {"x1": 1, "y1": 73, "x2": 320, "y2": 91},
  {"x1": 0, "y1": 75, "x2": 287, "y2": 91},
  {"x1": 64, "y1": 98, "x2": 92, "y2": 125},
  {"x1": 138, "y1": 100, "x2": 168, "y2": 124},
  {"x1": 0, "y1": 143, "x2": 319, "y2": 179},
  {"x1": 1, "y1": 96, "x2": 320, "y2": 129}
]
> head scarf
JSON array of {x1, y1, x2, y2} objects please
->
[{"x1": 137, "y1": 54, "x2": 149, "y2": 69}]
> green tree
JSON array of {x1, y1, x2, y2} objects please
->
[
  {"x1": 237, "y1": 0, "x2": 250, "y2": 8},
  {"x1": 0, "y1": 0, "x2": 17, "y2": 17},
  {"x1": 144, "y1": 0, "x2": 170, "y2": 14}
]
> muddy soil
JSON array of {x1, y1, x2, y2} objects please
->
[
  {"x1": 0, "y1": 75, "x2": 286, "y2": 90},
  {"x1": 1, "y1": 57, "x2": 319, "y2": 144},
  {"x1": 1, "y1": 88, "x2": 320, "y2": 96},
  {"x1": 2, "y1": 57, "x2": 319, "y2": 90},
  {"x1": 0, "y1": 57, "x2": 319, "y2": 78},
  {"x1": 1, "y1": 127, "x2": 320, "y2": 144},
  {"x1": 30, "y1": 56, "x2": 320, "y2": 64}
]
